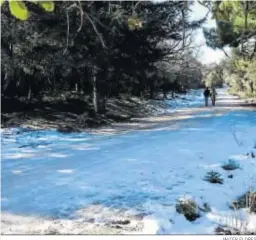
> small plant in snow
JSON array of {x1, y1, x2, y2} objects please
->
[
  {"x1": 176, "y1": 198, "x2": 200, "y2": 221},
  {"x1": 204, "y1": 171, "x2": 224, "y2": 184},
  {"x1": 231, "y1": 126, "x2": 243, "y2": 147},
  {"x1": 199, "y1": 202, "x2": 211, "y2": 213},
  {"x1": 224, "y1": 189, "x2": 256, "y2": 234},
  {"x1": 215, "y1": 226, "x2": 234, "y2": 235},
  {"x1": 222, "y1": 160, "x2": 240, "y2": 171},
  {"x1": 231, "y1": 191, "x2": 256, "y2": 213}
]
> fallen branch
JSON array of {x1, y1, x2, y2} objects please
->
[{"x1": 231, "y1": 125, "x2": 243, "y2": 147}]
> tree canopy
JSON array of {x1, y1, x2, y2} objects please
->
[
  {"x1": 202, "y1": 0, "x2": 256, "y2": 97},
  {"x1": 1, "y1": 1, "x2": 206, "y2": 113}
]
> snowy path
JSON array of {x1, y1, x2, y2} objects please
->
[
  {"x1": 1, "y1": 89, "x2": 256, "y2": 234},
  {"x1": 95, "y1": 88, "x2": 255, "y2": 134}
]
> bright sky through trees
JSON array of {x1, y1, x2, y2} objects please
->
[
  {"x1": 190, "y1": 0, "x2": 230, "y2": 64},
  {"x1": 153, "y1": 0, "x2": 230, "y2": 64}
]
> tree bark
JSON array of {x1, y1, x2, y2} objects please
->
[
  {"x1": 92, "y1": 67, "x2": 98, "y2": 114},
  {"x1": 149, "y1": 80, "x2": 155, "y2": 99},
  {"x1": 249, "y1": 81, "x2": 254, "y2": 93},
  {"x1": 4, "y1": 19, "x2": 16, "y2": 94},
  {"x1": 244, "y1": 1, "x2": 248, "y2": 31},
  {"x1": 28, "y1": 78, "x2": 32, "y2": 101},
  {"x1": 163, "y1": 88, "x2": 167, "y2": 100},
  {"x1": 53, "y1": 72, "x2": 56, "y2": 93},
  {"x1": 242, "y1": 1, "x2": 249, "y2": 56}
]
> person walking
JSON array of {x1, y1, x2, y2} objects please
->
[
  {"x1": 203, "y1": 87, "x2": 210, "y2": 106},
  {"x1": 211, "y1": 87, "x2": 217, "y2": 106}
]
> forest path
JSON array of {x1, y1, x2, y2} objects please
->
[
  {"x1": 93, "y1": 88, "x2": 255, "y2": 135},
  {"x1": 1, "y1": 88, "x2": 256, "y2": 234}
]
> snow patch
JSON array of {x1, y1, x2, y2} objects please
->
[
  {"x1": 11, "y1": 170, "x2": 23, "y2": 174},
  {"x1": 48, "y1": 153, "x2": 70, "y2": 158},
  {"x1": 57, "y1": 169, "x2": 75, "y2": 174},
  {"x1": 4, "y1": 153, "x2": 35, "y2": 159}
]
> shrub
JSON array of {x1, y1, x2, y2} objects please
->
[
  {"x1": 176, "y1": 199, "x2": 200, "y2": 221},
  {"x1": 204, "y1": 171, "x2": 224, "y2": 184},
  {"x1": 215, "y1": 226, "x2": 243, "y2": 235},
  {"x1": 222, "y1": 160, "x2": 240, "y2": 171},
  {"x1": 199, "y1": 202, "x2": 211, "y2": 213},
  {"x1": 231, "y1": 191, "x2": 256, "y2": 213},
  {"x1": 219, "y1": 191, "x2": 256, "y2": 235}
]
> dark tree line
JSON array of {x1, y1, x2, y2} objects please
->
[{"x1": 1, "y1": 1, "x2": 206, "y2": 113}]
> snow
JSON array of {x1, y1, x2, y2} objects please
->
[
  {"x1": 152, "y1": 89, "x2": 204, "y2": 115},
  {"x1": 1, "y1": 88, "x2": 256, "y2": 234}
]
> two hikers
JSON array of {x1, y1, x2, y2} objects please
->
[{"x1": 203, "y1": 87, "x2": 217, "y2": 106}]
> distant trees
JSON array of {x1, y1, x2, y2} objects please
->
[
  {"x1": 221, "y1": 49, "x2": 256, "y2": 96},
  {"x1": 154, "y1": 52, "x2": 203, "y2": 99},
  {"x1": 202, "y1": 64, "x2": 224, "y2": 88},
  {"x1": 1, "y1": 1, "x2": 206, "y2": 113}
]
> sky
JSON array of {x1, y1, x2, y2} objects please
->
[
  {"x1": 189, "y1": 1, "x2": 230, "y2": 65},
  {"x1": 152, "y1": 0, "x2": 230, "y2": 64}
]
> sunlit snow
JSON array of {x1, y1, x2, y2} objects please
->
[{"x1": 1, "y1": 89, "x2": 256, "y2": 234}]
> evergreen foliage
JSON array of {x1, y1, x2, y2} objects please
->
[{"x1": 1, "y1": 1, "x2": 206, "y2": 113}]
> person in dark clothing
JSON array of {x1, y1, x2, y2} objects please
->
[{"x1": 203, "y1": 87, "x2": 210, "y2": 106}]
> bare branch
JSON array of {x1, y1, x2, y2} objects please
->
[
  {"x1": 132, "y1": 1, "x2": 141, "y2": 15},
  {"x1": 63, "y1": 2, "x2": 84, "y2": 54},
  {"x1": 231, "y1": 126, "x2": 243, "y2": 147},
  {"x1": 63, "y1": 3, "x2": 76, "y2": 54},
  {"x1": 63, "y1": 1, "x2": 105, "y2": 54},
  {"x1": 84, "y1": 12, "x2": 106, "y2": 49},
  {"x1": 77, "y1": 0, "x2": 84, "y2": 33},
  {"x1": 198, "y1": 1, "x2": 212, "y2": 11},
  {"x1": 222, "y1": 48, "x2": 230, "y2": 58}
]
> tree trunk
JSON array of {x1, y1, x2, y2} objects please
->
[
  {"x1": 28, "y1": 78, "x2": 32, "y2": 101},
  {"x1": 92, "y1": 67, "x2": 98, "y2": 114},
  {"x1": 100, "y1": 96, "x2": 107, "y2": 114},
  {"x1": 150, "y1": 88, "x2": 154, "y2": 99},
  {"x1": 244, "y1": 1, "x2": 248, "y2": 31},
  {"x1": 4, "y1": 19, "x2": 16, "y2": 94},
  {"x1": 163, "y1": 89, "x2": 167, "y2": 100},
  {"x1": 249, "y1": 81, "x2": 254, "y2": 93},
  {"x1": 3, "y1": 71, "x2": 9, "y2": 92},
  {"x1": 53, "y1": 72, "x2": 56, "y2": 93},
  {"x1": 149, "y1": 79, "x2": 155, "y2": 99},
  {"x1": 242, "y1": 1, "x2": 249, "y2": 55}
]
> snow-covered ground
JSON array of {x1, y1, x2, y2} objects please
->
[
  {"x1": 1, "y1": 88, "x2": 256, "y2": 234},
  {"x1": 156, "y1": 89, "x2": 204, "y2": 113}
]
